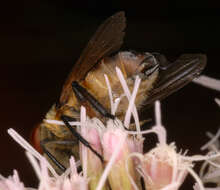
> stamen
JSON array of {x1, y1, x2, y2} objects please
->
[
  {"x1": 201, "y1": 128, "x2": 220, "y2": 150},
  {"x1": 215, "y1": 98, "x2": 220, "y2": 107},
  {"x1": 116, "y1": 67, "x2": 141, "y2": 136},
  {"x1": 181, "y1": 152, "x2": 220, "y2": 162},
  {"x1": 206, "y1": 159, "x2": 220, "y2": 169},
  {"x1": 187, "y1": 167, "x2": 205, "y2": 190},
  {"x1": 155, "y1": 101, "x2": 162, "y2": 126},
  {"x1": 44, "y1": 119, "x2": 81, "y2": 126},
  {"x1": 203, "y1": 169, "x2": 220, "y2": 180},
  {"x1": 7, "y1": 128, "x2": 58, "y2": 177},
  {"x1": 125, "y1": 122, "x2": 166, "y2": 145},
  {"x1": 25, "y1": 151, "x2": 42, "y2": 181},
  {"x1": 161, "y1": 183, "x2": 180, "y2": 190},
  {"x1": 104, "y1": 74, "x2": 114, "y2": 114},
  {"x1": 112, "y1": 95, "x2": 124, "y2": 115},
  {"x1": 80, "y1": 106, "x2": 88, "y2": 179},
  {"x1": 70, "y1": 157, "x2": 77, "y2": 176},
  {"x1": 193, "y1": 75, "x2": 220, "y2": 92},
  {"x1": 124, "y1": 76, "x2": 141, "y2": 129}
]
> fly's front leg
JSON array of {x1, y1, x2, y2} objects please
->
[
  {"x1": 63, "y1": 81, "x2": 116, "y2": 162},
  {"x1": 61, "y1": 115, "x2": 104, "y2": 162},
  {"x1": 72, "y1": 81, "x2": 115, "y2": 119}
]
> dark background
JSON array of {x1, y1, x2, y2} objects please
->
[{"x1": 1, "y1": 0, "x2": 220, "y2": 189}]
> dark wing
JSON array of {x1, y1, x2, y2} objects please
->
[
  {"x1": 60, "y1": 12, "x2": 126, "y2": 105},
  {"x1": 145, "y1": 54, "x2": 207, "y2": 105}
]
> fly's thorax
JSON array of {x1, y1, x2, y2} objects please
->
[
  {"x1": 116, "y1": 51, "x2": 159, "y2": 111},
  {"x1": 43, "y1": 51, "x2": 159, "y2": 127},
  {"x1": 80, "y1": 51, "x2": 159, "y2": 119}
]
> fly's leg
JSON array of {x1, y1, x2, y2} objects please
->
[
  {"x1": 72, "y1": 81, "x2": 115, "y2": 119},
  {"x1": 60, "y1": 81, "x2": 115, "y2": 162},
  {"x1": 41, "y1": 143, "x2": 66, "y2": 172},
  {"x1": 40, "y1": 139, "x2": 78, "y2": 172},
  {"x1": 61, "y1": 115, "x2": 104, "y2": 162}
]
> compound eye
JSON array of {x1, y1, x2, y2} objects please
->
[
  {"x1": 139, "y1": 53, "x2": 159, "y2": 75},
  {"x1": 151, "y1": 53, "x2": 171, "y2": 71},
  {"x1": 143, "y1": 52, "x2": 157, "y2": 63}
]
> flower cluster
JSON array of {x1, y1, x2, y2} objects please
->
[
  {"x1": 195, "y1": 99, "x2": 220, "y2": 190},
  {"x1": 2, "y1": 70, "x2": 220, "y2": 190}
]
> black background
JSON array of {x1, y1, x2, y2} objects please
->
[{"x1": 1, "y1": 0, "x2": 220, "y2": 189}]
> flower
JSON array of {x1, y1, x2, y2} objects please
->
[
  {"x1": 124, "y1": 102, "x2": 193, "y2": 190},
  {"x1": 0, "y1": 170, "x2": 26, "y2": 190},
  {"x1": 33, "y1": 156, "x2": 88, "y2": 190},
  {"x1": 196, "y1": 98, "x2": 220, "y2": 189},
  {"x1": 4, "y1": 71, "x2": 220, "y2": 190},
  {"x1": 140, "y1": 143, "x2": 189, "y2": 190}
]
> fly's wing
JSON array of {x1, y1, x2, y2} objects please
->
[
  {"x1": 145, "y1": 54, "x2": 207, "y2": 105},
  {"x1": 60, "y1": 12, "x2": 126, "y2": 105}
]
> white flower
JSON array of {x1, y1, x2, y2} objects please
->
[{"x1": 0, "y1": 170, "x2": 28, "y2": 190}]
